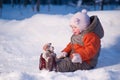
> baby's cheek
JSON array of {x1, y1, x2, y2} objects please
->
[{"x1": 74, "y1": 32, "x2": 80, "y2": 35}]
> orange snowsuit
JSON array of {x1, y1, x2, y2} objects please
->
[
  {"x1": 62, "y1": 32, "x2": 100, "y2": 64},
  {"x1": 62, "y1": 15, "x2": 104, "y2": 66}
]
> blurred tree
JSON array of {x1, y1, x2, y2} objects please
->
[
  {"x1": 36, "y1": 0, "x2": 40, "y2": 12},
  {"x1": 115, "y1": 0, "x2": 120, "y2": 6},
  {"x1": 95, "y1": 0, "x2": 104, "y2": 10},
  {"x1": 10, "y1": 0, "x2": 19, "y2": 7},
  {"x1": 23, "y1": 0, "x2": 28, "y2": 7},
  {"x1": 11, "y1": 0, "x2": 14, "y2": 7},
  {"x1": 1, "y1": 0, "x2": 119, "y2": 5},
  {"x1": 29, "y1": 0, "x2": 35, "y2": 11},
  {"x1": 1, "y1": 0, "x2": 119, "y2": 11},
  {"x1": 0, "y1": 0, "x2": 2, "y2": 17},
  {"x1": 77, "y1": 0, "x2": 82, "y2": 7},
  {"x1": 47, "y1": 0, "x2": 51, "y2": 11},
  {"x1": 15, "y1": 0, "x2": 19, "y2": 4}
]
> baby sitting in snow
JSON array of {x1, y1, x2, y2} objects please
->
[{"x1": 39, "y1": 9, "x2": 104, "y2": 72}]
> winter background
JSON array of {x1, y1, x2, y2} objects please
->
[{"x1": 0, "y1": 2, "x2": 120, "y2": 80}]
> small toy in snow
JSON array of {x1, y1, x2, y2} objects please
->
[{"x1": 39, "y1": 43, "x2": 56, "y2": 71}]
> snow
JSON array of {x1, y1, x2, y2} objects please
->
[{"x1": 0, "y1": 4, "x2": 120, "y2": 80}]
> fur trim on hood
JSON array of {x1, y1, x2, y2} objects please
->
[{"x1": 83, "y1": 16, "x2": 104, "y2": 39}]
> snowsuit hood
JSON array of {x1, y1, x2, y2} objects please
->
[
  {"x1": 84, "y1": 16, "x2": 104, "y2": 39},
  {"x1": 80, "y1": 16, "x2": 104, "y2": 67}
]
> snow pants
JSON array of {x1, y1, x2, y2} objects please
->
[{"x1": 56, "y1": 57, "x2": 93, "y2": 72}]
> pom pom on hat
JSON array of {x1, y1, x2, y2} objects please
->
[
  {"x1": 81, "y1": 9, "x2": 87, "y2": 14},
  {"x1": 70, "y1": 9, "x2": 90, "y2": 32}
]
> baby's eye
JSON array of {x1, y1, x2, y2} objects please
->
[
  {"x1": 73, "y1": 27, "x2": 77, "y2": 29},
  {"x1": 70, "y1": 25, "x2": 77, "y2": 28},
  {"x1": 74, "y1": 26, "x2": 77, "y2": 28}
]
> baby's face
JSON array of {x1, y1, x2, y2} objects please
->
[{"x1": 70, "y1": 25, "x2": 80, "y2": 35}]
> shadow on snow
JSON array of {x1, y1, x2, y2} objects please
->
[{"x1": 97, "y1": 36, "x2": 120, "y2": 68}]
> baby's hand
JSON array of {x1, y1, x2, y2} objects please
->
[{"x1": 57, "y1": 52, "x2": 67, "y2": 59}]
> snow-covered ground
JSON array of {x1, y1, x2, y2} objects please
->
[{"x1": 0, "y1": 5, "x2": 120, "y2": 80}]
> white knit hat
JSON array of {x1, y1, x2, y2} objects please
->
[{"x1": 70, "y1": 9, "x2": 90, "y2": 32}]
